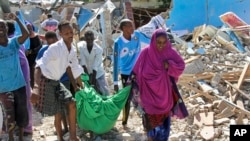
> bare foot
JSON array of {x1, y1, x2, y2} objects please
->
[
  {"x1": 122, "y1": 124, "x2": 130, "y2": 130},
  {"x1": 69, "y1": 136, "x2": 80, "y2": 141}
]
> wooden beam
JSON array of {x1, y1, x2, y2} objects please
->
[
  {"x1": 179, "y1": 73, "x2": 214, "y2": 83},
  {"x1": 221, "y1": 71, "x2": 241, "y2": 82},
  {"x1": 236, "y1": 112, "x2": 245, "y2": 124},
  {"x1": 222, "y1": 71, "x2": 242, "y2": 76},
  {"x1": 206, "y1": 62, "x2": 243, "y2": 69},
  {"x1": 212, "y1": 92, "x2": 250, "y2": 117},
  {"x1": 184, "y1": 93, "x2": 203, "y2": 102},
  {"x1": 200, "y1": 93, "x2": 215, "y2": 100},
  {"x1": 178, "y1": 82, "x2": 204, "y2": 94},
  {"x1": 184, "y1": 55, "x2": 201, "y2": 64},
  {"x1": 217, "y1": 100, "x2": 234, "y2": 111},
  {"x1": 237, "y1": 63, "x2": 250, "y2": 89},
  {"x1": 228, "y1": 91, "x2": 233, "y2": 103},
  {"x1": 224, "y1": 80, "x2": 250, "y2": 101},
  {"x1": 215, "y1": 107, "x2": 235, "y2": 119},
  {"x1": 246, "y1": 66, "x2": 250, "y2": 77},
  {"x1": 236, "y1": 99, "x2": 245, "y2": 109}
]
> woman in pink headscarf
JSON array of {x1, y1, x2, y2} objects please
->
[{"x1": 132, "y1": 29, "x2": 185, "y2": 141}]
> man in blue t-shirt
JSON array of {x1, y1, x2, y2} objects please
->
[
  {"x1": 36, "y1": 31, "x2": 57, "y2": 60},
  {"x1": 113, "y1": 19, "x2": 150, "y2": 127},
  {"x1": 0, "y1": 13, "x2": 29, "y2": 141}
]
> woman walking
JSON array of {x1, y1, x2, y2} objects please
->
[{"x1": 132, "y1": 29, "x2": 186, "y2": 141}]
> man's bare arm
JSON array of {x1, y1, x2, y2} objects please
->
[
  {"x1": 66, "y1": 67, "x2": 80, "y2": 93},
  {"x1": 9, "y1": 12, "x2": 30, "y2": 44}
]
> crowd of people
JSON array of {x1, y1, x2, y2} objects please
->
[{"x1": 0, "y1": 10, "x2": 187, "y2": 141}]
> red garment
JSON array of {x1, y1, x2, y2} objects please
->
[{"x1": 143, "y1": 112, "x2": 169, "y2": 131}]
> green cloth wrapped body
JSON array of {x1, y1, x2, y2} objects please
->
[{"x1": 75, "y1": 74, "x2": 131, "y2": 134}]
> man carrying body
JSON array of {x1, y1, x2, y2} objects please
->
[
  {"x1": 113, "y1": 19, "x2": 150, "y2": 128},
  {"x1": 32, "y1": 20, "x2": 83, "y2": 141},
  {"x1": 78, "y1": 30, "x2": 110, "y2": 95}
]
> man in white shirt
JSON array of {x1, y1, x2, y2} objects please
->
[
  {"x1": 32, "y1": 21, "x2": 83, "y2": 141},
  {"x1": 78, "y1": 30, "x2": 109, "y2": 95}
]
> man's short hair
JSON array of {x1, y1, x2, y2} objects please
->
[
  {"x1": 45, "y1": 31, "x2": 57, "y2": 39},
  {"x1": 84, "y1": 30, "x2": 94, "y2": 37},
  {"x1": 58, "y1": 20, "x2": 70, "y2": 31},
  {"x1": 119, "y1": 19, "x2": 132, "y2": 30}
]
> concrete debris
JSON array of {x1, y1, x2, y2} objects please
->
[
  {"x1": 172, "y1": 20, "x2": 250, "y2": 140},
  {"x1": 183, "y1": 59, "x2": 206, "y2": 74}
]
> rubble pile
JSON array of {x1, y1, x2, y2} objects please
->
[{"x1": 169, "y1": 23, "x2": 250, "y2": 140}]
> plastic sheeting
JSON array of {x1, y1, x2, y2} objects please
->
[{"x1": 76, "y1": 74, "x2": 131, "y2": 134}]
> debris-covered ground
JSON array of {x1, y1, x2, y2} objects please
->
[
  {"x1": 9, "y1": 21, "x2": 250, "y2": 141},
  {"x1": 2, "y1": 1, "x2": 250, "y2": 140}
]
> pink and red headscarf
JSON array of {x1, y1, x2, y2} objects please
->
[{"x1": 133, "y1": 29, "x2": 185, "y2": 114}]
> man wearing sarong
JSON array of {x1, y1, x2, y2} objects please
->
[{"x1": 32, "y1": 20, "x2": 83, "y2": 141}]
